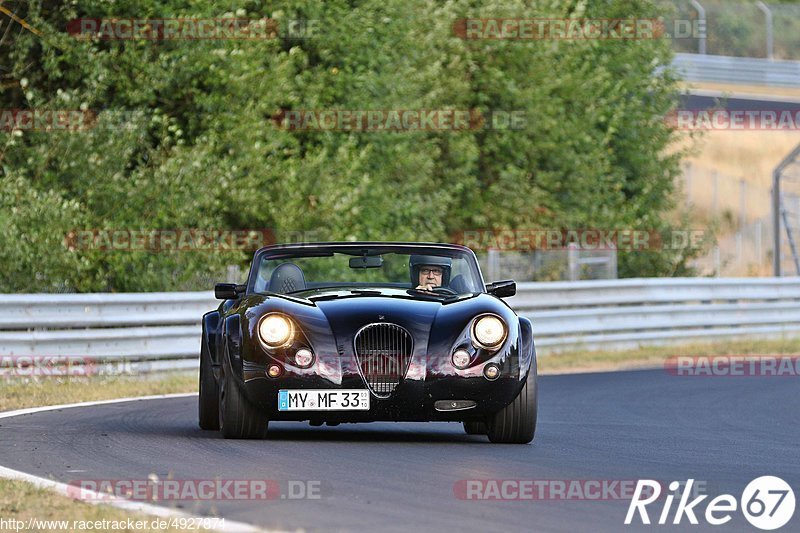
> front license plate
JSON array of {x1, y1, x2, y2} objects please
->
[{"x1": 278, "y1": 389, "x2": 370, "y2": 411}]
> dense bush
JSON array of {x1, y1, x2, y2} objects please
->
[{"x1": 1, "y1": 0, "x2": 694, "y2": 291}]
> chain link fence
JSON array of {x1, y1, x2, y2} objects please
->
[
  {"x1": 660, "y1": 0, "x2": 800, "y2": 60},
  {"x1": 773, "y1": 143, "x2": 800, "y2": 276},
  {"x1": 477, "y1": 249, "x2": 618, "y2": 283},
  {"x1": 682, "y1": 163, "x2": 774, "y2": 277}
]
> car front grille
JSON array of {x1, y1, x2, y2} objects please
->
[{"x1": 353, "y1": 323, "x2": 413, "y2": 397}]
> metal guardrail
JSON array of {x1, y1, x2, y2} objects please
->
[
  {"x1": 672, "y1": 53, "x2": 800, "y2": 88},
  {"x1": 2, "y1": 278, "x2": 800, "y2": 371},
  {"x1": 0, "y1": 293, "x2": 216, "y2": 369},
  {"x1": 509, "y1": 277, "x2": 800, "y2": 350}
]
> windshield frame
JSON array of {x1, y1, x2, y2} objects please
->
[{"x1": 246, "y1": 242, "x2": 485, "y2": 295}]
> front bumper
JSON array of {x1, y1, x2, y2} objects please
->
[
  {"x1": 236, "y1": 366, "x2": 527, "y2": 422},
  {"x1": 227, "y1": 313, "x2": 534, "y2": 422}
]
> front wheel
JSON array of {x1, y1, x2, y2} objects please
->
[
  {"x1": 198, "y1": 340, "x2": 219, "y2": 430},
  {"x1": 218, "y1": 356, "x2": 268, "y2": 439},
  {"x1": 486, "y1": 357, "x2": 538, "y2": 444}
]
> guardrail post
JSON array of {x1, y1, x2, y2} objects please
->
[
  {"x1": 608, "y1": 250, "x2": 618, "y2": 279},
  {"x1": 567, "y1": 243, "x2": 579, "y2": 281},
  {"x1": 773, "y1": 173, "x2": 781, "y2": 276},
  {"x1": 756, "y1": 1, "x2": 774, "y2": 60},
  {"x1": 737, "y1": 179, "x2": 745, "y2": 265},
  {"x1": 690, "y1": 0, "x2": 706, "y2": 55}
]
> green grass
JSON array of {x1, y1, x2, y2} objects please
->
[
  {"x1": 538, "y1": 337, "x2": 800, "y2": 374},
  {"x1": 0, "y1": 372, "x2": 197, "y2": 412}
]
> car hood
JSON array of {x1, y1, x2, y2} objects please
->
[
  {"x1": 240, "y1": 288, "x2": 515, "y2": 368},
  {"x1": 316, "y1": 294, "x2": 439, "y2": 339}
]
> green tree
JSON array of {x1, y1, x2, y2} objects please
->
[{"x1": 1, "y1": 0, "x2": 694, "y2": 291}]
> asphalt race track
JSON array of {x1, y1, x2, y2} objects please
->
[
  {"x1": 682, "y1": 94, "x2": 800, "y2": 113},
  {"x1": 1, "y1": 369, "x2": 798, "y2": 532}
]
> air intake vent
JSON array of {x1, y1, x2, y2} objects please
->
[{"x1": 353, "y1": 323, "x2": 413, "y2": 397}]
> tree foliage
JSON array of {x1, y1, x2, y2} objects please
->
[{"x1": 0, "y1": 0, "x2": 693, "y2": 291}]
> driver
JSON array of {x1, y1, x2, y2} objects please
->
[{"x1": 409, "y1": 255, "x2": 452, "y2": 292}]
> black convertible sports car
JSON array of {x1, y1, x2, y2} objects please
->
[{"x1": 199, "y1": 242, "x2": 537, "y2": 444}]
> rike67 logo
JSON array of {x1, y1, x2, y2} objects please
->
[{"x1": 626, "y1": 477, "x2": 795, "y2": 530}]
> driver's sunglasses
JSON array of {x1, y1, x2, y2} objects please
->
[{"x1": 420, "y1": 267, "x2": 443, "y2": 276}]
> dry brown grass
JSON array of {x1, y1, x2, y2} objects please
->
[
  {"x1": 679, "y1": 81, "x2": 800, "y2": 100},
  {"x1": 538, "y1": 337, "x2": 800, "y2": 374},
  {"x1": 683, "y1": 131, "x2": 800, "y2": 194},
  {"x1": 669, "y1": 79, "x2": 800, "y2": 276},
  {"x1": 0, "y1": 372, "x2": 197, "y2": 412}
]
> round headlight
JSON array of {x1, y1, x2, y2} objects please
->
[
  {"x1": 294, "y1": 348, "x2": 314, "y2": 368},
  {"x1": 471, "y1": 315, "x2": 507, "y2": 350},
  {"x1": 258, "y1": 314, "x2": 294, "y2": 348},
  {"x1": 452, "y1": 349, "x2": 471, "y2": 369},
  {"x1": 483, "y1": 364, "x2": 500, "y2": 380}
]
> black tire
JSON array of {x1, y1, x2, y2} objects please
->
[
  {"x1": 218, "y1": 355, "x2": 268, "y2": 439},
  {"x1": 463, "y1": 421, "x2": 487, "y2": 435},
  {"x1": 486, "y1": 357, "x2": 538, "y2": 444},
  {"x1": 198, "y1": 340, "x2": 220, "y2": 430}
]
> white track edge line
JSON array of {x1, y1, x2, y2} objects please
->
[
  {"x1": 0, "y1": 392, "x2": 196, "y2": 420},
  {"x1": 0, "y1": 393, "x2": 280, "y2": 533}
]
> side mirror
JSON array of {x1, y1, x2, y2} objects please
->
[
  {"x1": 486, "y1": 280, "x2": 516, "y2": 298},
  {"x1": 215, "y1": 283, "x2": 245, "y2": 300}
]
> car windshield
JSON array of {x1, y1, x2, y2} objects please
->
[{"x1": 250, "y1": 247, "x2": 483, "y2": 295}]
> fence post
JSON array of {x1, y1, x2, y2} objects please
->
[
  {"x1": 690, "y1": 0, "x2": 707, "y2": 55},
  {"x1": 773, "y1": 144, "x2": 800, "y2": 276},
  {"x1": 608, "y1": 250, "x2": 618, "y2": 279},
  {"x1": 713, "y1": 171, "x2": 720, "y2": 274},
  {"x1": 567, "y1": 244, "x2": 579, "y2": 281},
  {"x1": 737, "y1": 179, "x2": 746, "y2": 265},
  {"x1": 755, "y1": 219, "x2": 763, "y2": 267},
  {"x1": 756, "y1": 1, "x2": 774, "y2": 60},
  {"x1": 774, "y1": 177, "x2": 781, "y2": 276}
]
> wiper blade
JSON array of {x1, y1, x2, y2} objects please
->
[
  {"x1": 308, "y1": 294, "x2": 342, "y2": 302},
  {"x1": 349, "y1": 289, "x2": 382, "y2": 295}
]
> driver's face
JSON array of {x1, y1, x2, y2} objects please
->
[{"x1": 418, "y1": 266, "x2": 443, "y2": 287}]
